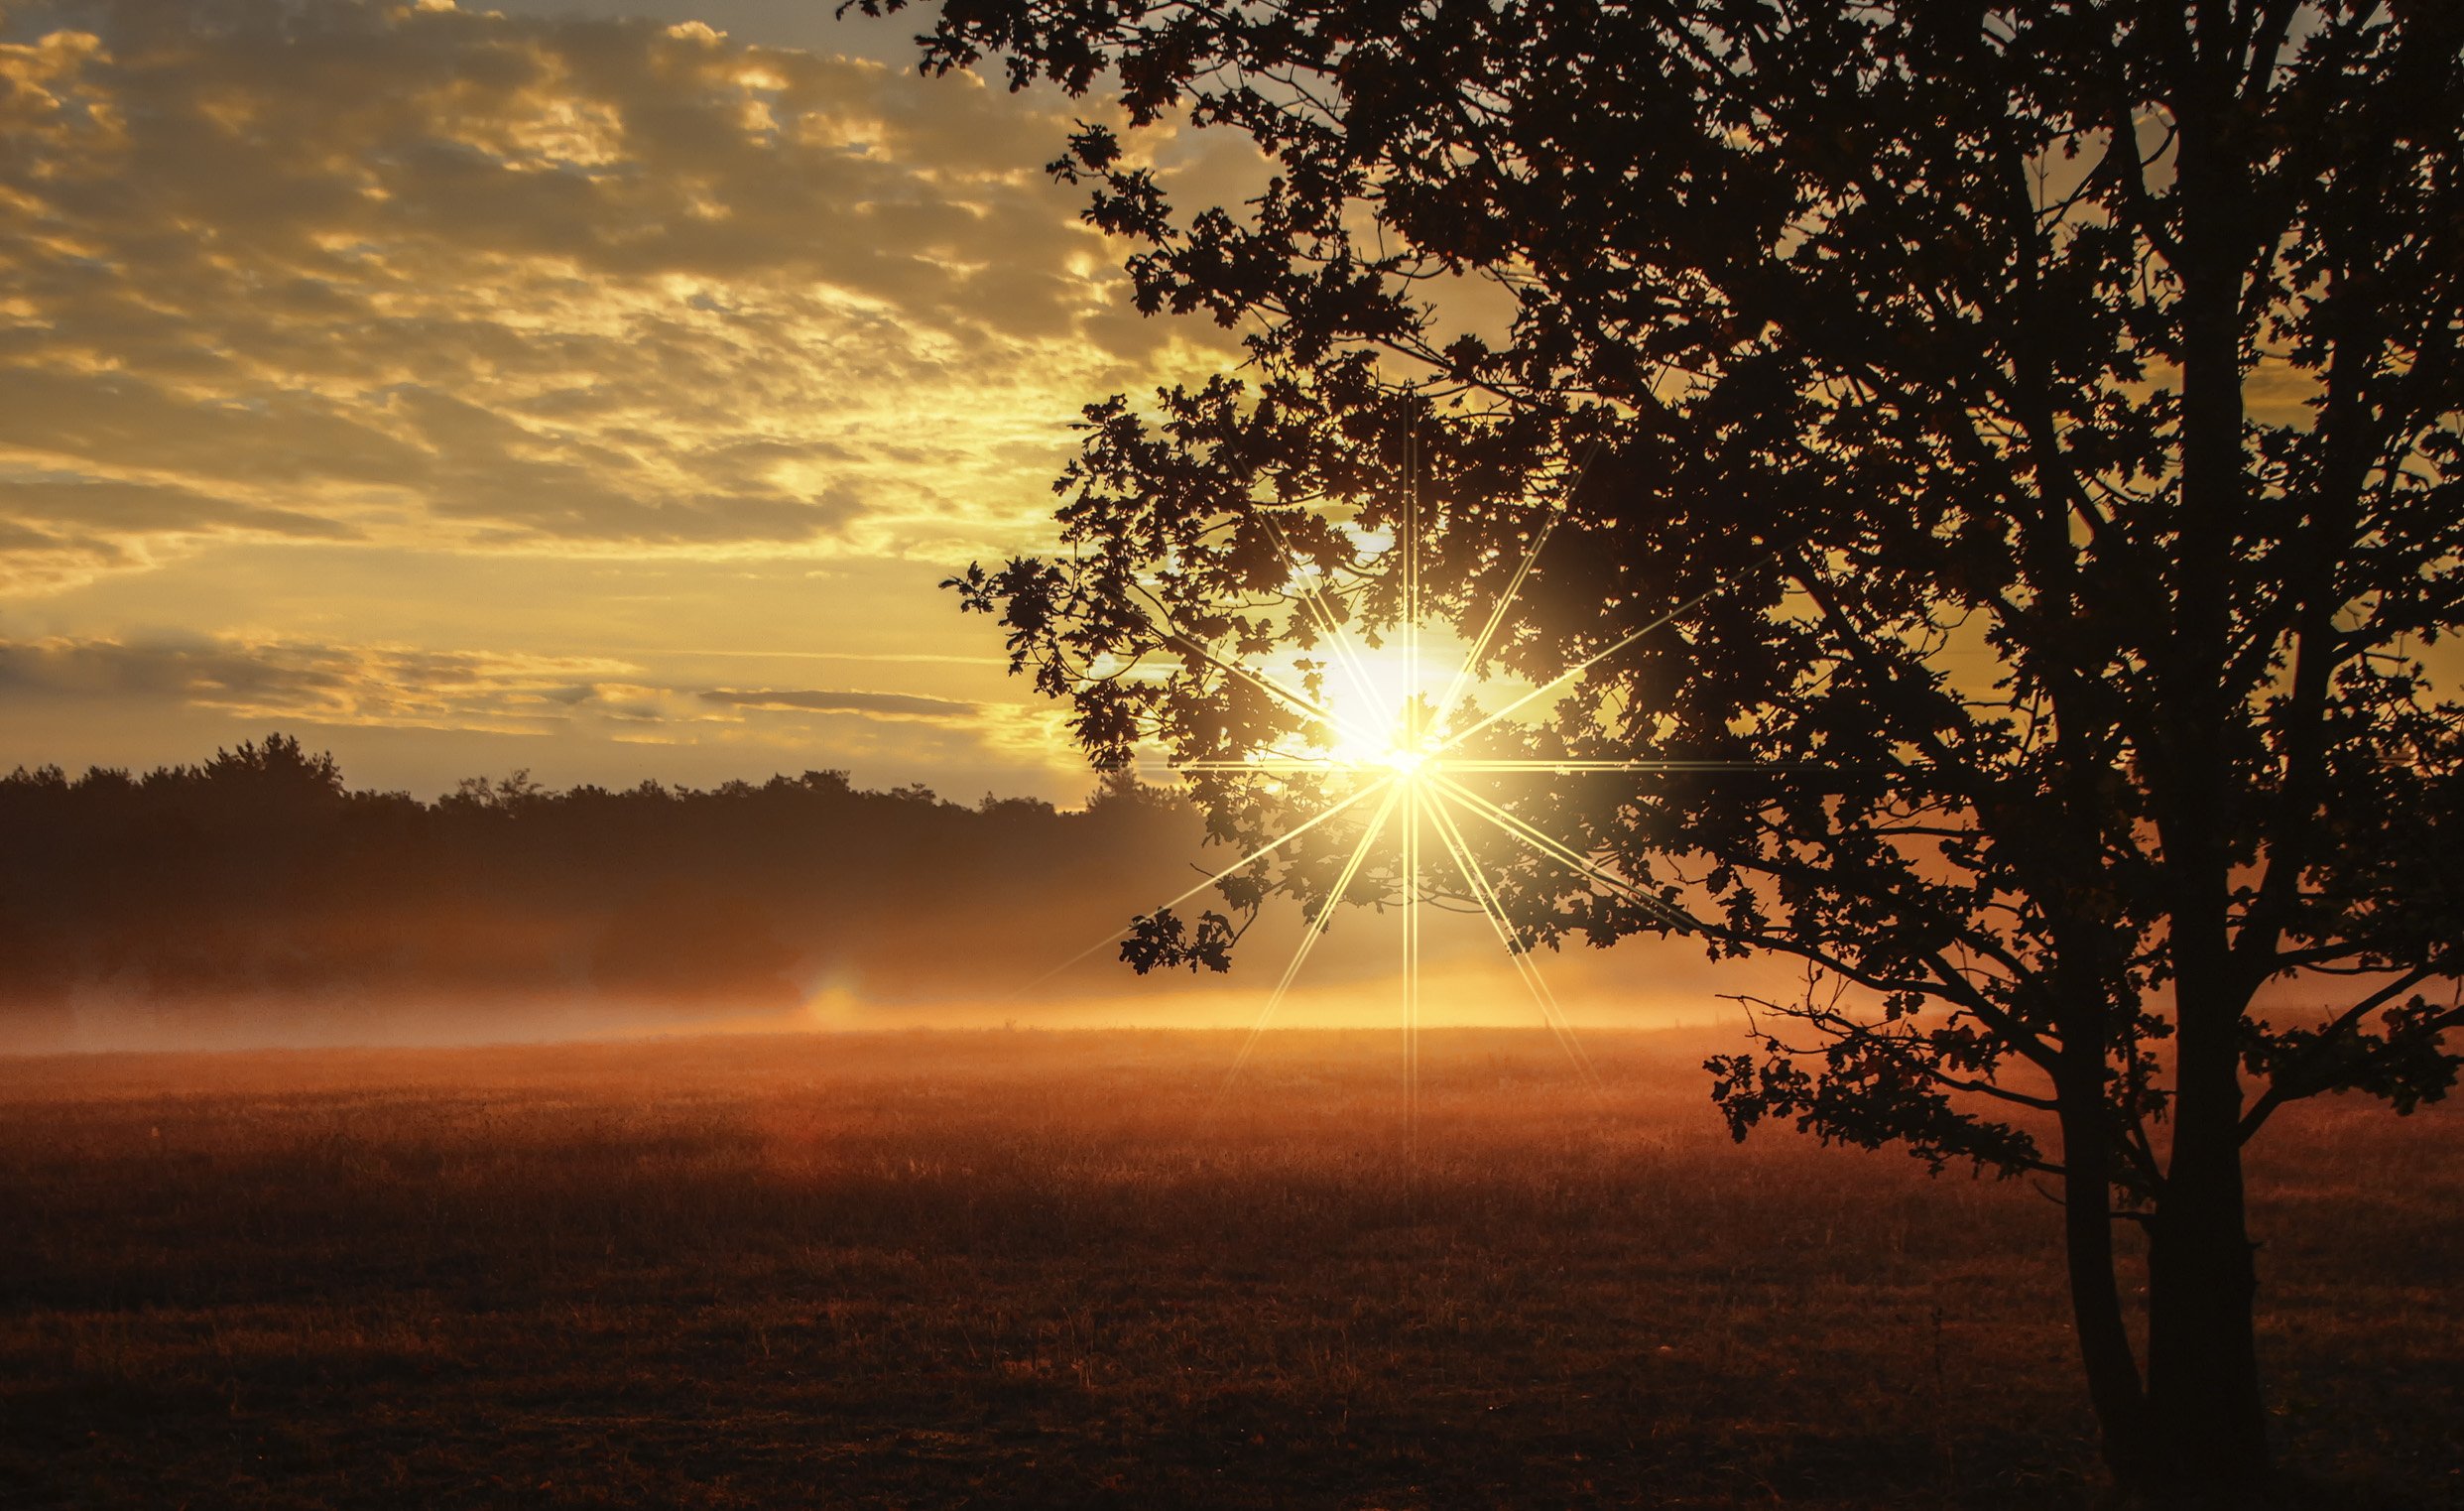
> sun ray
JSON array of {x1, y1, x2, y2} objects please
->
[
  {"x1": 1435, "y1": 553, "x2": 1782, "y2": 757},
  {"x1": 1434, "y1": 508, "x2": 1556, "y2": 726},
  {"x1": 1216, "y1": 779, "x2": 1408, "y2": 1103},
  {"x1": 1164, "y1": 758, "x2": 1380, "y2": 773},
  {"x1": 1426, "y1": 790, "x2": 1601, "y2": 1088},
  {"x1": 1255, "y1": 504, "x2": 1388, "y2": 719},
  {"x1": 1435, "y1": 759, "x2": 1788, "y2": 774},
  {"x1": 1431, "y1": 773, "x2": 1698, "y2": 933},
  {"x1": 1405, "y1": 766, "x2": 1421, "y2": 1150},
  {"x1": 1145, "y1": 607, "x2": 1381, "y2": 746},
  {"x1": 1403, "y1": 436, "x2": 1423, "y2": 1150},
  {"x1": 1011, "y1": 780, "x2": 1390, "y2": 997},
  {"x1": 1407, "y1": 436, "x2": 1421, "y2": 710},
  {"x1": 1431, "y1": 441, "x2": 1598, "y2": 725}
]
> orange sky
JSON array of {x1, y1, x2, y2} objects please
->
[{"x1": 0, "y1": 0, "x2": 1271, "y2": 802}]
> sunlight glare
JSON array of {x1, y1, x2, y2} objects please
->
[{"x1": 1098, "y1": 463, "x2": 1766, "y2": 1132}]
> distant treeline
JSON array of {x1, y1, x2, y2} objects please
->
[{"x1": 0, "y1": 735, "x2": 1199, "y2": 1017}]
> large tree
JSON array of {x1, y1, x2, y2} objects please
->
[{"x1": 895, "y1": 0, "x2": 2464, "y2": 1496}]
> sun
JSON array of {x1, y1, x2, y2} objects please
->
[
  {"x1": 1379, "y1": 743, "x2": 1432, "y2": 781},
  {"x1": 1027, "y1": 453, "x2": 1753, "y2": 1124},
  {"x1": 1298, "y1": 627, "x2": 1434, "y2": 757}
]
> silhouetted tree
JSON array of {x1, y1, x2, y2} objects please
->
[
  {"x1": 906, "y1": 1, "x2": 2464, "y2": 1494},
  {"x1": 201, "y1": 734, "x2": 344, "y2": 799}
]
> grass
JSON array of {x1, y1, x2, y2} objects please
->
[{"x1": 0, "y1": 1027, "x2": 2455, "y2": 1508}]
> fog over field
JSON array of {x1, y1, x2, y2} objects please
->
[{"x1": 1, "y1": 737, "x2": 1766, "y2": 1054}]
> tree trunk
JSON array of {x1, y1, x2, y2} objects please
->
[
  {"x1": 2057, "y1": 1089, "x2": 2156, "y2": 1490},
  {"x1": 2144, "y1": 1004, "x2": 2271, "y2": 1501},
  {"x1": 2149, "y1": 58, "x2": 2272, "y2": 1501}
]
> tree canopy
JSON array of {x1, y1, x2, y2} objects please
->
[{"x1": 910, "y1": 0, "x2": 2464, "y2": 1494}]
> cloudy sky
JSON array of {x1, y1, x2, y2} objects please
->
[{"x1": 0, "y1": 0, "x2": 1255, "y2": 799}]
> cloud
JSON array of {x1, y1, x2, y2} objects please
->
[
  {"x1": 0, "y1": 476, "x2": 361, "y2": 540},
  {"x1": 698, "y1": 686, "x2": 979, "y2": 719},
  {"x1": 0, "y1": 0, "x2": 1219, "y2": 592},
  {"x1": 0, "y1": 634, "x2": 642, "y2": 726},
  {"x1": 0, "y1": 633, "x2": 1037, "y2": 764}
]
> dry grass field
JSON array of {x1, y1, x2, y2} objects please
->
[{"x1": 0, "y1": 1027, "x2": 2456, "y2": 1509}]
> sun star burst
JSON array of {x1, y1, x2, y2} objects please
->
[{"x1": 1034, "y1": 451, "x2": 1761, "y2": 1128}]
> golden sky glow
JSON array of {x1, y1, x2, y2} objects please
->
[
  {"x1": 0, "y1": 0, "x2": 1773, "y2": 1035},
  {"x1": 0, "y1": 0, "x2": 1262, "y2": 799}
]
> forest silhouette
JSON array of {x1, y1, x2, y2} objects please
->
[{"x1": 0, "y1": 734, "x2": 1202, "y2": 1033}]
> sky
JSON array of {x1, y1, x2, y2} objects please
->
[
  {"x1": 0, "y1": 0, "x2": 1785, "y2": 1043},
  {"x1": 0, "y1": 0, "x2": 1265, "y2": 802}
]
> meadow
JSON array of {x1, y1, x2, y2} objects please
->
[{"x1": 0, "y1": 1028, "x2": 2455, "y2": 1509}]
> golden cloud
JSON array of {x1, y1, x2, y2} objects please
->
[
  {"x1": 0, "y1": 630, "x2": 1085, "y2": 791},
  {"x1": 0, "y1": 0, "x2": 1222, "y2": 593}
]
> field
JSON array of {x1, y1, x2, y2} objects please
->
[{"x1": 1, "y1": 1028, "x2": 2456, "y2": 1509}]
